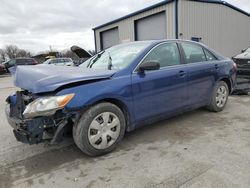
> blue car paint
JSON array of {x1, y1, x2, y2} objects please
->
[
  {"x1": 14, "y1": 65, "x2": 116, "y2": 93},
  {"x1": 185, "y1": 61, "x2": 218, "y2": 105},
  {"x1": 13, "y1": 40, "x2": 237, "y2": 132},
  {"x1": 131, "y1": 66, "x2": 188, "y2": 124}
]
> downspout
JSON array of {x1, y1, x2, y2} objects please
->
[
  {"x1": 174, "y1": 0, "x2": 179, "y2": 39},
  {"x1": 93, "y1": 29, "x2": 97, "y2": 53}
]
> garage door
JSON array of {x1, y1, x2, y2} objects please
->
[
  {"x1": 100, "y1": 27, "x2": 119, "y2": 50},
  {"x1": 135, "y1": 12, "x2": 166, "y2": 41}
]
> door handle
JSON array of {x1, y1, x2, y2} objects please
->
[{"x1": 179, "y1": 70, "x2": 186, "y2": 77}]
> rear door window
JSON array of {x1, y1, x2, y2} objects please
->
[
  {"x1": 204, "y1": 48, "x2": 217, "y2": 61},
  {"x1": 181, "y1": 43, "x2": 206, "y2": 63}
]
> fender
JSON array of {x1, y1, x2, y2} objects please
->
[{"x1": 57, "y1": 75, "x2": 136, "y2": 127}]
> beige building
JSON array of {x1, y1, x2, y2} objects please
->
[{"x1": 93, "y1": 0, "x2": 250, "y2": 57}]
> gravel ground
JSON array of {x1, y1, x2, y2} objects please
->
[{"x1": 0, "y1": 76, "x2": 250, "y2": 188}]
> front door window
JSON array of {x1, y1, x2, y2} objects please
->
[{"x1": 142, "y1": 42, "x2": 181, "y2": 69}]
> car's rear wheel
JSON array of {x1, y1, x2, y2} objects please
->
[
  {"x1": 73, "y1": 102, "x2": 126, "y2": 156},
  {"x1": 207, "y1": 81, "x2": 229, "y2": 112}
]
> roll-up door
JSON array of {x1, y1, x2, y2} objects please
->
[
  {"x1": 135, "y1": 12, "x2": 166, "y2": 41},
  {"x1": 100, "y1": 27, "x2": 119, "y2": 50}
]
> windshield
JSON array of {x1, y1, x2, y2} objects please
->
[{"x1": 80, "y1": 42, "x2": 150, "y2": 70}]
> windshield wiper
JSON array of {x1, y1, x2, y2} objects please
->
[
  {"x1": 107, "y1": 52, "x2": 112, "y2": 70},
  {"x1": 88, "y1": 50, "x2": 105, "y2": 68}
]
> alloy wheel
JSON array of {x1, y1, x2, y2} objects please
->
[{"x1": 216, "y1": 85, "x2": 228, "y2": 108}]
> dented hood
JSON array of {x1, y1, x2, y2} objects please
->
[{"x1": 14, "y1": 65, "x2": 115, "y2": 93}]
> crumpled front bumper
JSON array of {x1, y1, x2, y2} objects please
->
[
  {"x1": 5, "y1": 103, "x2": 55, "y2": 144},
  {"x1": 5, "y1": 104, "x2": 29, "y2": 143},
  {"x1": 5, "y1": 91, "x2": 76, "y2": 145}
]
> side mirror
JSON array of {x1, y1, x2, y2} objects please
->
[{"x1": 138, "y1": 60, "x2": 160, "y2": 73}]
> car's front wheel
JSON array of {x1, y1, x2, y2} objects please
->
[
  {"x1": 207, "y1": 81, "x2": 229, "y2": 112},
  {"x1": 73, "y1": 102, "x2": 126, "y2": 156}
]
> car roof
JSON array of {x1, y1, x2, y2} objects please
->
[
  {"x1": 109, "y1": 39, "x2": 211, "y2": 51},
  {"x1": 118, "y1": 39, "x2": 204, "y2": 45},
  {"x1": 124, "y1": 39, "x2": 225, "y2": 60}
]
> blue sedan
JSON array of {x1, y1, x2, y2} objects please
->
[{"x1": 6, "y1": 40, "x2": 237, "y2": 156}]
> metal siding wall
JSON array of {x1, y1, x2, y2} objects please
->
[
  {"x1": 94, "y1": 3, "x2": 175, "y2": 52},
  {"x1": 179, "y1": 0, "x2": 250, "y2": 57}
]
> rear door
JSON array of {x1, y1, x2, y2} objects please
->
[
  {"x1": 132, "y1": 42, "x2": 188, "y2": 123},
  {"x1": 180, "y1": 42, "x2": 219, "y2": 106}
]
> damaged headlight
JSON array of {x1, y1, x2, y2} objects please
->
[{"x1": 23, "y1": 93, "x2": 75, "y2": 118}]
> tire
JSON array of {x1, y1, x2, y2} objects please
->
[
  {"x1": 206, "y1": 81, "x2": 229, "y2": 112},
  {"x1": 73, "y1": 102, "x2": 126, "y2": 156}
]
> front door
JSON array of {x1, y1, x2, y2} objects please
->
[{"x1": 131, "y1": 42, "x2": 188, "y2": 123}]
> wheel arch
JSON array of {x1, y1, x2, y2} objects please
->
[
  {"x1": 92, "y1": 98, "x2": 131, "y2": 131},
  {"x1": 219, "y1": 77, "x2": 232, "y2": 93}
]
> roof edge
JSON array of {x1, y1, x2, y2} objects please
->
[
  {"x1": 93, "y1": 0, "x2": 174, "y2": 30},
  {"x1": 93, "y1": 0, "x2": 249, "y2": 31},
  {"x1": 188, "y1": 0, "x2": 250, "y2": 17}
]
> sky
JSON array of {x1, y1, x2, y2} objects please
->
[{"x1": 0, "y1": 0, "x2": 249, "y2": 54}]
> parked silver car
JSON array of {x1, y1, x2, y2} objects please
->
[{"x1": 43, "y1": 58, "x2": 74, "y2": 66}]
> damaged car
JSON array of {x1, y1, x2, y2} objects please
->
[
  {"x1": 232, "y1": 47, "x2": 250, "y2": 77},
  {"x1": 5, "y1": 40, "x2": 237, "y2": 156}
]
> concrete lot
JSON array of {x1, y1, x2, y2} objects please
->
[{"x1": 0, "y1": 76, "x2": 250, "y2": 188}]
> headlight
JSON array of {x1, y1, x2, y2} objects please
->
[{"x1": 23, "y1": 93, "x2": 74, "y2": 118}]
